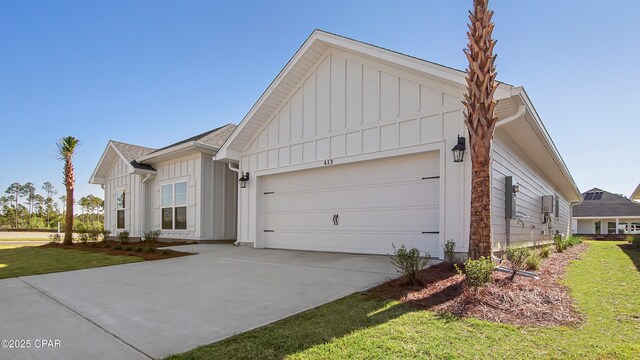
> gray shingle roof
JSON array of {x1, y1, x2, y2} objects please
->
[
  {"x1": 150, "y1": 123, "x2": 237, "y2": 153},
  {"x1": 573, "y1": 188, "x2": 640, "y2": 217},
  {"x1": 111, "y1": 141, "x2": 156, "y2": 171}
]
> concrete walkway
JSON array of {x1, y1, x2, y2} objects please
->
[{"x1": 0, "y1": 244, "x2": 402, "y2": 359}]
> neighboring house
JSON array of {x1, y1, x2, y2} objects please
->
[
  {"x1": 572, "y1": 188, "x2": 640, "y2": 235},
  {"x1": 631, "y1": 184, "x2": 640, "y2": 202},
  {"x1": 89, "y1": 124, "x2": 238, "y2": 241},
  {"x1": 214, "y1": 30, "x2": 582, "y2": 258}
]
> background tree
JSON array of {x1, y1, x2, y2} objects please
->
[
  {"x1": 57, "y1": 136, "x2": 80, "y2": 244},
  {"x1": 462, "y1": 0, "x2": 499, "y2": 259},
  {"x1": 5, "y1": 182, "x2": 23, "y2": 228},
  {"x1": 22, "y1": 182, "x2": 37, "y2": 226},
  {"x1": 42, "y1": 181, "x2": 57, "y2": 225}
]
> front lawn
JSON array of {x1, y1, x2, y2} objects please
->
[
  {"x1": 0, "y1": 246, "x2": 142, "y2": 279},
  {"x1": 168, "y1": 241, "x2": 640, "y2": 359}
]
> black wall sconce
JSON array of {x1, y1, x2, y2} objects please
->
[
  {"x1": 451, "y1": 135, "x2": 466, "y2": 163},
  {"x1": 238, "y1": 172, "x2": 250, "y2": 188}
]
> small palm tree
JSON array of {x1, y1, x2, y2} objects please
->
[
  {"x1": 57, "y1": 136, "x2": 80, "y2": 245},
  {"x1": 462, "y1": 0, "x2": 498, "y2": 259}
]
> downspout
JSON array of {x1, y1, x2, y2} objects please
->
[
  {"x1": 226, "y1": 162, "x2": 241, "y2": 246},
  {"x1": 141, "y1": 174, "x2": 154, "y2": 236}
]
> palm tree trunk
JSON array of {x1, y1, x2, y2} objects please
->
[
  {"x1": 468, "y1": 136, "x2": 493, "y2": 259},
  {"x1": 64, "y1": 157, "x2": 74, "y2": 245}
]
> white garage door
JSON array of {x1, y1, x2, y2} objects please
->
[{"x1": 262, "y1": 152, "x2": 440, "y2": 256}]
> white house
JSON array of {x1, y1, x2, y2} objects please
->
[
  {"x1": 571, "y1": 188, "x2": 640, "y2": 235},
  {"x1": 213, "y1": 30, "x2": 582, "y2": 259},
  {"x1": 89, "y1": 124, "x2": 238, "y2": 241}
]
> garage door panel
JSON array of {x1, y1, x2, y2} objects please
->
[{"x1": 262, "y1": 152, "x2": 440, "y2": 256}]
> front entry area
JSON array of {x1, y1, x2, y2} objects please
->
[{"x1": 262, "y1": 152, "x2": 440, "y2": 255}]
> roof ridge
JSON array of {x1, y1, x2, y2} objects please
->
[{"x1": 110, "y1": 140, "x2": 156, "y2": 151}]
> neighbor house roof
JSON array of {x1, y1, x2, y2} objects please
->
[
  {"x1": 573, "y1": 188, "x2": 640, "y2": 217},
  {"x1": 631, "y1": 183, "x2": 640, "y2": 201}
]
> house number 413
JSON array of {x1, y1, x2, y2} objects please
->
[{"x1": 323, "y1": 159, "x2": 334, "y2": 166}]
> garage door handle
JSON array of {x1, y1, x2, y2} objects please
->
[
  {"x1": 336, "y1": 214, "x2": 339, "y2": 226},
  {"x1": 332, "y1": 214, "x2": 337, "y2": 226}
]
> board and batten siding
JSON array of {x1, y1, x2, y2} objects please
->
[
  {"x1": 236, "y1": 47, "x2": 471, "y2": 257},
  {"x1": 491, "y1": 130, "x2": 571, "y2": 250},
  {"x1": 104, "y1": 156, "x2": 143, "y2": 237}
]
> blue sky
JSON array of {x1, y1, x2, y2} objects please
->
[{"x1": 1, "y1": 0, "x2": 638, "y2": 207}]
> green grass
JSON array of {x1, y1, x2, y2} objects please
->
[
  {"x1": 168, "y1": 241, "x2": 640, "y2": 359},
  {"x1": 0, "y1": 246, "x2": 142, "y2": 279}
]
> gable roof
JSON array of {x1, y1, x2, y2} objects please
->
[
  {"x1": 631, "y1": 183, "x2": 640, "y2": 201},
  {"x1": 573, "y1": 188, "x2": 640, "y2": 217},
  {"x1": 110, "y1": 141, "x2": 156, "y2": 171}
]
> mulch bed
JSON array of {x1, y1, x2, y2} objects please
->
[
  {"x1": 371, "y1": 243, "x2": 589, "y2": 327},
  {"x1": 41, "y1": 240, "x2": 196, "y2": 261}
]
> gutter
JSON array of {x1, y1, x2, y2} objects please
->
[{"x1": 138, "y1": 142, "x2": 220, "y2": 162}]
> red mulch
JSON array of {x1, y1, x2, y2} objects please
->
[
  {"x1": 371, "y1": 243, "x2": 589, "y2": 327},
  {"x1": 41, "y1": 240, "x2": 195, "y2": 261}
]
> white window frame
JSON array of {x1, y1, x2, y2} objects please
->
[
  {"x1": 116, "y1": 188, "x2": 125, "y2": 229},
  {"x1": 161, "y1": 181, "x2": 188, "y2": 230}
]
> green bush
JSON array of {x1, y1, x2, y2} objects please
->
[
  {"x1": 117, "y1": 231, "x2": 130, "y2": 244},
  {"x1": 631, "y1": 235, "x2": 640, "y2": 248},
  {"x1": 566, "y1": 235, "x2": 583, "y2": 247},
  {"x1": 78, "y1": 229, "x2": 90, "y2": 244},
  {"x1": 461, "y1": 257, "x2": 494, "y2": 289},
  {"x1": 627, "y1": 235, "x2": 635, "y2": 243},
  {"x1": 390, "y1": 244, "x2": 431, "y2": 285},
  {"x1": 103, "y1": 243, "x2": 112, "y2": 249},
  {"x1": 526, "y1": 252, "x2": 541, "y2": 270},
  {"x1": 113, "y1": 245, "x2": 122, "y2": 250},
  {"x1": 124, "y1": 246, "x2": 133, "y2": 251},
  {"x1": 443, "y1": 239, "x2": 457, "y2": 264},
  {"x1": 505, "y1": 246, "x2": 532, "y2": 279},
  {"x1": 555, "y1": 235, "x2": 568, "y2": 253},
  {"x1": 48, "y1": 233, "x2": 61, "y2": 245},
  {"x1": 146, "y1": 247, "x2": 156, "y2": 253},
  {"x1": 134, "y1": 247, "x2": 143, "y2": 252},
  {"x1": 101, "y1": 230, "x2": 112, "y2": 241},
  {"x1": 161, "y1": 249, "x2": 170, "y2": 255},
  {"x1": 142, "y1": 230, "x2": 162, "y2": 248},
  {"x1": 539, "y1": 245, "x2": 551, "y2": 258},
  {"x1": 88, "y1": 230, "x2": 100, "y2": 245}
]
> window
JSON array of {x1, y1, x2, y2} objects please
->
[
  {"x1": 607, "y1": 221, "x2": 617, "y2": 234},
  {"x1": 161, "y1": 181, "x2": 187, "y2": 230},
  {"x1": 583, "y1": 191, "x2": 603, "y2": 201},
  {"x1": 116, "y1": 189, "x2": 125, "y2": 229},
  {"x1": 594, "y1": 221, "x2": 601, "y2": 235}
]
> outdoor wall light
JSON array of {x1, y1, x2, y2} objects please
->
[
  {"x1": 451, "y1": 135, "x2": 466, "y2": 163},
  {"x1": 238, "y1": 172, "x2": 250, "y2": 188}
]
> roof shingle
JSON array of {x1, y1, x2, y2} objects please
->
[{"x1": 573, "y1": 188, "x2": 640, "y2": 217}]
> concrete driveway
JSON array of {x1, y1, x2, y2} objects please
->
[{"x1": 0, "y1": 244, "x2": 400, "y2": 359}]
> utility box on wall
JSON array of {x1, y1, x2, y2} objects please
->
[
  {"x1": 505, "y1": 176, "x2": 517, "y2": 219},
  {"x1": 542, "y1": 195, "x2": 555, "y2": 213}
]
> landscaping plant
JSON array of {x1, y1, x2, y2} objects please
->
[
  {"x1": 539, "y1": 245, "x2": 551, "y2": 258},
  {"x1": 526, "y1": 252, "x2": 541, "y2": 270},
  {"x1": 390, "y1": 244, "x2": 431, "y2": 285},
  {"x1": 101, "y1": 229, "x2": 111, "y2": 241},
  {"x1": 460, "y1": 256, "x2": 494, "y2": 289},
  {"x1": 88, "y1": 230, "x2": 100, "y2": 246},
  {"x1": 443, "y1": 239, "x2": 457, "y2": 265},
  {"x1": 142, "y1": 230, "x2": 162, "y2": 248},
  {"x1": 555, "y1": 235, "x2": 568, "y2": 253},
  {"x1": 504, "y1": 245, "x2": 532, "y2": 279},
  {"x1": 117, "y1": 231, "x2": 130, "y2": 244},
  {"x1": 48, "y1": 233, "x2": 61, "y2": 244}
]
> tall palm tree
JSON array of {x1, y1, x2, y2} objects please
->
[
  {"x1": 57, "y1": 136, "x2": 80, "y2": 245},
  {"x1": 462, "y1": 0, "x2": 498, "y2": 259}
]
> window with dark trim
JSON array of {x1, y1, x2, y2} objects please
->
[
  {"x1": 116, "y1": 189, "x2": 125, "y2": 229},
  {"x1": 161, "y1": 181, "x2": 187, "y2": 230}
]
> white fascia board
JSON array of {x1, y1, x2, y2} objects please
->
[
  {"x1": 137, "y1": 142, "x2": 218, "y2": 163},
  {"x1": 213, "y1": 148, "x2": 241, "y2": 162},
  {"x1": 573, "y1": 216, "x2": 640, "y2": 220},
  {"x1": 631, "y1": 183, "x2": 640, "y2": 200},
  {"x1": 516, "y1": 89, "x2": 582, "y2": 201},
  {"x1": 89, "y1": 141, "x2": 126, "y2": 184}
]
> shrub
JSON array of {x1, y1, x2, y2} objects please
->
[
  {"x1": 627, "y1": 235, "x2": 635, "y2": 243},
  {"x1": 461, "y1": 257, "x2": 494, "y2": 289},
  {"x1": 48, "y1": 233, "x2": 62, "y2": 244},
  {"x1": 124, "y1": 246, "x2": 133, "y2": 251},
  {"x1": 146, "y1": 247, "x2": 156, "y2": 253},
  {"x1": 113, "y1": 245, "x2": 122, "y2": 250},
  {"x1": 539, "y1": 245, "x2": 551, "y2": 258},
  {"x1": 443, "y1": 239, "x2": 457, "y2": 264},
  {"x1": 101, "y1": 230, "x2": 112, "y2": 241},
  {"x1": 390, "y1": 244, "x2": 431, "y2": 285},
  {"x1": 505, "y1": 246, "x2": 532, "y2": 279},
  {"x1": 103, "y1": 243, "x2": 112, "y2": 249},
  {"x1": 526, "y1": 252, "x2": 541, "y2": 270},
  {"x1": 134, "y1": 247, "x2": 143, "y2": 252},
  {"x1": 117, "y1": 231, "x2": 130, "y2": 244},
  {"x1": 631, "y1": 235, "x2": 640, "y2": 248},
  {"x1": 142, "y1": 230, "x2": 162, "y2": 248},
  {"x1": 555, "y1": 235, "x2": 568, "y2": 253},
  {"x1": 566, "y1": 235, "x2": 583, "y2": 247},
  {"x1": 161, "y1": 249, "x2": 170, "y2": 255},
  {"x1": 78, "y1": 229, "x2": 90, "y2": 244},
  {"x1": 88, "y1": 230, "x2": 100, "y2": 245}
]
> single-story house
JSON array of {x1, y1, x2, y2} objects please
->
[
  {"x1": 212, "y1": 30, "x2": 581, "y2": 258},
  {"x1": 572, "y1": 188, "x2": 640, "y2": 235},
  {"x1": 89, "y1": 124, "x2": 238, "y2": 241}
]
